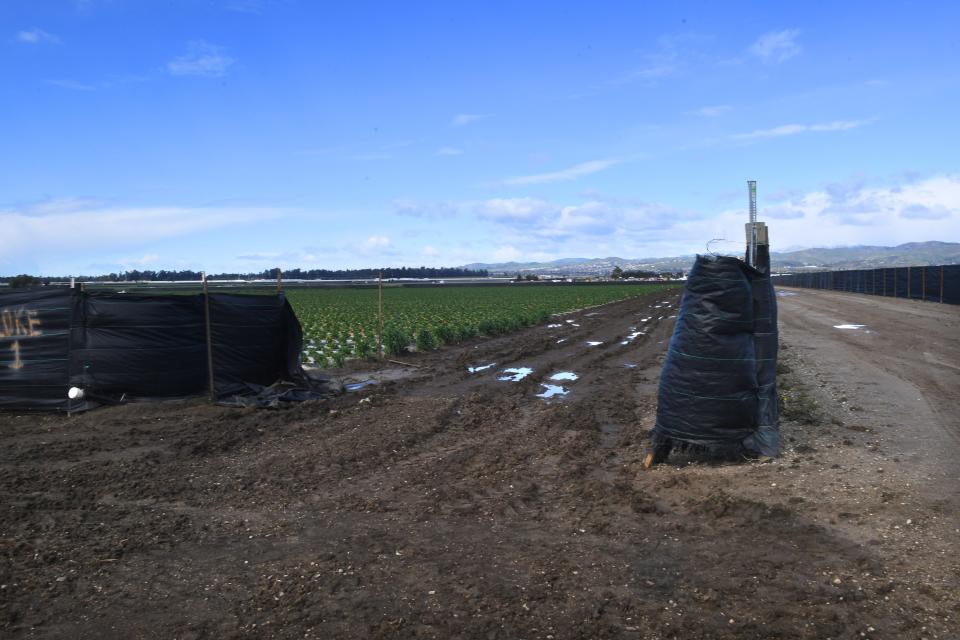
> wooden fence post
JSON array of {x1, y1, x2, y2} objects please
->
[
  {"x1": 907, "y1": 266, "x2": 911, "y2": 299},
  {"x1": 922, "y1": 267, "x2": 926, "y2": 302},
  {"x1": 202, "y1": 272, "x2": 215, "y2": 401},
  {"x1": 941, "y1": 266, "x2": 945, "y2": 304},
  {"x1": 377, "y1": 270, "x2": 384, "y2": 359}
]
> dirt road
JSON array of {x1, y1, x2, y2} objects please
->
[{"x1": 1, "y1": 287, "x2": 957, "y2": 639}]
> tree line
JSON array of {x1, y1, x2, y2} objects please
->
[
  {"x1": 610, "y1": 266, "x2": 683, "y2": 280},
  {"x1": 0, "y1": 266, "x2": 489, "y2": 288}
]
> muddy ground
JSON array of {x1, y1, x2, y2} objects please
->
[{"x1": 1, "y1": 287, "x2": 957, "y2": 639}]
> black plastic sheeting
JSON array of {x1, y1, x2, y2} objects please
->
[
  {"x1": 0, "y1": 289, "x2": 73, "y2": 411},
  {"x1": 1, "y1": 288, "x2": 330, "y2": 411},
  {"x1": 772, "y1": 264, "x2": 960, "y2": 305},
  {"x1": 653, "y1": 255, "x2": 779, "y2": 457}
]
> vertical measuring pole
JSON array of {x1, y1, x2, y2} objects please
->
[
  {"x1": 940, "y1": 265, "x2": 945, "y2": 303},
  {"x1": 907, "y1": 266, "x2": 911, "y2": 299},
  {"x1": 276, "y1": 267, "x2": 283, "y2": 293},
  {"x1": 922, "y1": 267, "x2": 926, "y2": 302},
  {"x1": 202, "y1": 272, "x2": 215, "y2": 401},
  {"x1": 747, "y1": 180, "x2": 758, "y2": 267}
]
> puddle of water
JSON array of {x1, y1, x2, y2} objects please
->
[
  {"x1": 668, "y1": 315, "x2": 677, "y2": 319},
  {"x1": 776, "y1": 290, "x2": 798, "y2": 297},
  {"x1": 546, "y1": 323, "x2": 563, "y2": 328},
  {"x1": 622, "y1": 329, "x2": 644, "y2": 344},
  {"x1": 833, "y1": 324, "x2": 866, "y2": 330},
  {"x1": 536, "y1": 383, "x2": 568, "y2": 398},
  {"x1": 499, "y1": 367, "x2": 533, "y2": 382},
  {"x1": 549, "y1": 371, "x2": 578, "y2": 381},
  {"x1": 565, "y1": 319, "x2": 575, "y2": 324},
  {"x1": 585, "y1": 312, "x2": 601, "y2": 317},
  {"x1": 345, "y1": 380, "x2": 377, "y2": 392},
  {"x1": 467, "y1": 363, "x2": 496, "y2": 373},
  {"x1": 586, "y1": 341, "x2": 603, "y2": 346},
  {"x1": 556, "y1": 338, "x2": 567, "y2": 344},
  {"x1": 571, "y1": 323, "x2": 580, "y2": 327},
  {"x1": 623, "y1": 363, "x2": 638, "y2": 368},
  {"x1": 640, "y1": 318, "x2": 650, "y2": 322}
]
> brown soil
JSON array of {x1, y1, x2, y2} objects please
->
[{"x1": 1, "y1": 287, "x2": 957, "y2": 639}]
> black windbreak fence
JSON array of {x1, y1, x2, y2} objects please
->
[
  {"x1": 1, "y1": 288, "x2": 304, "y2": 411},
  {"x1": 772, "y1": 264, "x2": 960, "y2": 305}
]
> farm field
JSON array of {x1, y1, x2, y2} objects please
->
[
  {"x1": 286, "y1": 283, "x2": 677, "y2": 366},
  {"x1": 1, "y1": 287, "x2": 957, "y2": 638}
]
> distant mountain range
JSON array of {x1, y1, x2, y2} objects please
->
[{"x1": 462, "y1": 241, "x2": 960, "y2": 276}]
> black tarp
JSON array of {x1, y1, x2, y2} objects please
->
[
  {"x1": 1, "y1": 288, "x2": 323, "y2": 411},
  {"x1": 0, "y1": 289, "x2": 73, "y2": 411},
  {"x1": 653, "y1": 254, "x2": 780, "y2": 457}
]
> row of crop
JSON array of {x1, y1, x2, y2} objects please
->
[{"x1": 288, "y1": 284, "x2": 676, "y2": 367}]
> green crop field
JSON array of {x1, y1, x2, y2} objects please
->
[{"x1": 286, "y1": 283, "x2": 678, "y2": 367}]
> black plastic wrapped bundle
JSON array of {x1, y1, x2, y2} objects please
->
[{"x1": 653, "y1": 254, "x2": 779, "y2": 458}]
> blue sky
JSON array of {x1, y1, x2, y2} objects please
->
[{"x1": 2, "y1": 0, "x2": 959, "y2": 275}]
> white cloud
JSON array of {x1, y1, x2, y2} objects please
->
[
  {"x1": 436, "y1": 147, "x2": 464, "y2": 156},
  {"x1": 749, "y1": 29, "x2": 801, "y2": 63},
  {"x1": 701, "y1": 174, "x2": 960, "y2": 251},
  {"x1": 363, "y1": 235, "x2": 391, "y2": 249},
  {"x1": 503, "y1": 159, "x2": 620, "y2": 186},
  {"x1": 690, "y1": 105, "x2": 732, "y2": 117},
  {"x1": 492, "y1": 245, "x2": 523, "y2": 262},
  {"x1": 119, "y1": 253, "x2": 161, "y2": 268},
  {"x1": 16, "y1": 28, "x2": 60, "y2": 45},
  {"x1": 732, "y1": 119, "x2": 873, "y2": 141},
  {"x1": 167, "y1": 41, "x2": 234, "y2": 77},
  {"x1": 476, "y1": 197, "x2": 552, "y2": 222},
  {"x1": 452, "y1": 113, "x2": 488, "y2": 127},
  {"x1": 0, "y1": 200, "x2": 281, "y2": 269}
]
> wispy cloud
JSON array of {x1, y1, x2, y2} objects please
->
[
  {"x1": 690, "y1": 105, "x2": 732, "y2": 117},
  {"x1": 436, "y1": 147, "x2": 464, "y2": 156},
  {"x1": 16, "y1": 28, "x2": 61, "y2": 45},
  {"x1": 503, "y1": 159, "x2": 620, "y2": 186},
  {"x1": 45, "y1": 74, "x2": 148, "y2": 91},
  {"x1": 732, "y1": 119, "x2": 874, "y2": 141},
  {"x1": 0, "y1": 199, "x2": 282, "y2": 267},
  {"x1": 608, "y1": 63, "x2": 676, "y2": 86},
  {"x1": 167, "y1": 41, "x2": 234, "y2": 77},
  {"x1": 452, "y1": 113, "x2": 488, "y2": 127},
  {"x1": 749, "y1": 29, "x2": 801, "y2": 63},
  {"x1": 45, "y1": 79, "x2": 97, "y2": 91}
]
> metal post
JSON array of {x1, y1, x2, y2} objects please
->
[
  {"x1": 276, "y1": 267, "x2": 283, "y2": 293},
  {"x1": 202, "y1": 272, "x2": 215, "y2": 401}
]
